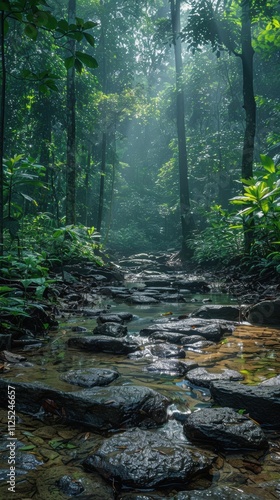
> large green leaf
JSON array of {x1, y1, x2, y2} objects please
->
[
  {"x1": 260, "y1": 154, "x2": 276, "y2": 173},
  {"x1": 75, "y1": 51, "x2": 98, "y2": 68},
  {"x1": 24, "y1": 23, "x2": 38, "y2": 40},
  {"x1": 64, "y1": 55, "x2": 75, "y2": 70}
]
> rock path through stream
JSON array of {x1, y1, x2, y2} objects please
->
[{"x1": 0, "y1": 254, "x2": 280, "y2": 499}]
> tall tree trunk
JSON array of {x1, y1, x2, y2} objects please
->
[
  {"x1": 240, "y1": 0, "x2": 256, "y2": 253},
  {"x1": 0, "y1": 11, "x2": 6, "y2": 255},
  {"x1": 39, "y1": 96, "x2": 52, "y2": 211},
  {"x1": 97, "y1": 132, "x2": 106, "y2": 232},
  {"x1": 66, "y1": 0, "x2": 76, "y2": 225},
  {"x1": 96, "y1": 0, "x2": 107, "y2": 235},
  {"x1": 170, "y1": 0, "x2": 193, "y2": 259}
]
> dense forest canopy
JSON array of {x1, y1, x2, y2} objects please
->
[{"x1": 0, "y1": 0, "x2": 279, "y2": 270}]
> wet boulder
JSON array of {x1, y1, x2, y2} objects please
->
[
  {"x1": 148, "y1": 332, "x2": 206, "y2": 344},
  {"x1": 145, "y1": 359, "x2": 198, "y2": 375},
  {"x1": 83, "y1": 427, "x2": 215, "y2": 489},
  {"x1": 61, "y1": 368, "x2": 119, "y2": 388},
  {"x1": 0, "y1": 379, "x2": 169, "y2": 431},
  {"x1": 97, "y1": 312, "x2": 134, "y2": 324},
  {"x1": 97, "y1": 313, "x2": 124, "y2": 324},
  {"x1": 128, "y1": 343, "x2": 186, "y2": 360},
  {"x1": 140, "y1": 318, "x2": 232, "y2": 342},
  {"x1": 244, "y1": 299, "x2": 280, "y2": 325},
  {"x1": 186, "y1": 367, "x2": 244, "y2": 388},
  {"x1": 210, "y1": 381, "x2": 280, "y2": 427},
  {"x1": 93, "y1": 322, "x2": 128, "y2": 338},
  {"x1": 183, "y1": 407, "x2": 268, "y2": 450},
  {"x1": 68, "y1": 335, "x2": 139, "y2": 354},
  {"x1": 190, "y1": 305, "x2": 240, "y2": 321},
  {"x1": 150, "y1": 343, "x2": 186, "y2": 359},
  {"x1": 184, "y1": 340, "x2": 215, "y2": 350}
]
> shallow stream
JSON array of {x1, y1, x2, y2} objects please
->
[{"x1": 1, "y1": 279, "x2": 280, "y2": 499}]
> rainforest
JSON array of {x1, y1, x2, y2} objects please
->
[{"x1": 0, "y1": 1, "x2": 280, "y2": 499}]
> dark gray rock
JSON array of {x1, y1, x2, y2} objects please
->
[
  {"x1": 140, "y1": 319, "x2": 229, "y2": 342},
  {"x1": 150, "y1": 343, "x2": 186, "y2": 358},
  {"x1": 61, "y1": 368, "x2": 119, "y2": 387},
  {"x1": 149, "y1": 332, "x2": 206, "y2": 344},
  {"x1": 82, "y1": 308, "x2": 107, "y2": 317},
  {"x1": 190, "y1": 305, "x2": 240, "y2": 321},
  {"x1": 172, "y1": 280, "x2": 211, "y2": 292},
  {"x1": 160, "y1": 293, "x2": 186, "y2": 302},
  {"x1": 245, "y1": 299, "x2": 280, "y2": 325},
  {"x1": 68, "y1": 335, "x2": 139, "y2": 354},
  {"x1": 210, "y1": 381, "x2": 280, "y2": 427},
  {"x1": 186, "y1": 367, "x2": 243, "y2": 388},
  {"x1": 184, "y1": 407, "x2": 268, "y2": 450},
  {"x1": 57, "y1": 475, "x2": 84, "y2": 495},
  {"x1": 97, "y1": 313, "x2": 124, "y2": 324},
  {"x1": 99, "y1": 287, "x2": 127, "y2": 297},
  {"x1": 184, "y1": 340, "x2": 215, "y2": 350},
  {"x1": 0, "y1": 379, "x2": 169, "y2": 431},
  {"x1": 83, "y1": 427, "x2": 215, "y2": 488},
  {"x1": 93, "y1": 322, "x2": 128, "y2": 338},
  {"x1": 145, "y1": 360, "x2": 198, "y2": 375}
]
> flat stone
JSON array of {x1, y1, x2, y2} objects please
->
[
  {"x1": 140, "y1": 318, "x2": 230, "y2": 342},
  {"x1": 186, "y1": 367, "x2": 243, "y2": 388},
  {"x1": 190, "y1": 305, "x2": 240, "y2": 321},
  {"x1": 210, "y1": 381, "x2": 280, "y2": 427},
  {"x1": 184, "y1": 407, "x2": 268, "y2": 450},
  {"x1": 145, "y1": 360, "x2": 198, "y2": 375},
  {"x1": 93, "y1": 322, "x2": 128, "y2": 337},
  {"x1": 83, "y1": 427, "x2": 215, "y2": 488},
  {"x1": 68, "y1": 335, "x2": 139, "y2": 354},
  {"x1": 61, "y1": 368, "x2": 119, "y2": 388},
  {"x1": 0, "y1": 379, "x2": 169, "y2": 431},
  {"x1": 149, "y1": 332, "x2": 206, "y2": 344}
]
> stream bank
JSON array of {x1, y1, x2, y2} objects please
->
[{"x1": 0, "y1": 252, "x2": 280, "y2": 499}]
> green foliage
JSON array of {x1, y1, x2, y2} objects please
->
[
  {"x1": 0, "y1": 253, "x2": 49, "y2": 279},
  {"x1": 188, "y1": 205, "x2": 243, "y2": 265},
  {"x1": 230, "y1": 154, "x2": 280, "y2": 257},
  {"x1": 3, "y1": 154, "x2": 46, "y2": 220},
  {"x1": 51, "y1": 224, "x2": 102, "y2": 264}
]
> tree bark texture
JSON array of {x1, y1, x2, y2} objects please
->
[
  {"x1": 241, "y1": 0, "x2": 256, "y2": 252},
  {"x1": 66, "y1": 0, "x2": 76, "y2": 225},
  {"x1": 97, "y1": 132, "x2": 106, "y2": 233},
  {"x1": 170, "y1": 0, "x2": 193, "y2": 259}
]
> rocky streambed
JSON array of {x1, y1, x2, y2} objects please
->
[{"x1": 0, "y1": 254, "x2": 280, "y2": 499}]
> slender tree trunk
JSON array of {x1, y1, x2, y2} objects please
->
[
  {"x1": 104, "y1": 124, "x2": 116, "y2": 243},
  {"x1": 97, "y1": 132, "x2": 106, "y2": 232},
  {"x1": 0, "y1": 11, "x2": 6, "y2": 255},
  {"x1": 66, "y1": 0, "x2": 76, "y2": 225},
  {"x1": 170, "y1": 0, "x2": 193, "y2": 259},
  {"x1": 240, "y1": 0, "x2": 256, "y2": 253}
]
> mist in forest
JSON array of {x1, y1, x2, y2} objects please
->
[{"x1": 0, "y1": 0, "x2": 279, "y2": 265}]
